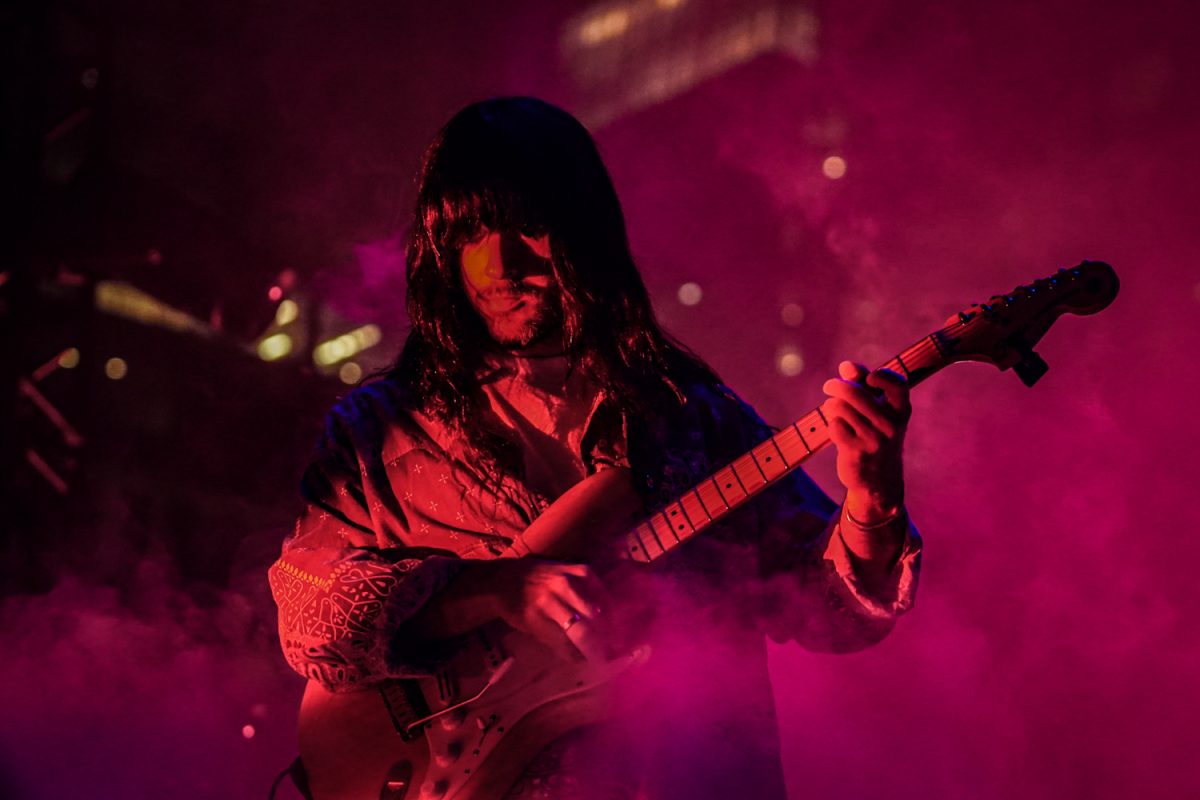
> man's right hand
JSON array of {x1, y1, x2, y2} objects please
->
[
  {"x1": 404, "y1": 558, "x2": 614, "y2": 664},
  {"x1": 487, "y1": 559, "x2": 612, "y2": 663}
]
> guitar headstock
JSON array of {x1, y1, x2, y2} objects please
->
[{"x1": 937, "y1": 260, "x2": 1119, "y2": 386}]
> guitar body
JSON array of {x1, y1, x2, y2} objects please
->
[
  {"x1": 298, "y1": 620, "x2": 650, "y2": 800},
  {"x1": 294, "y1": 262, "x2": 1120, "y2": 800},
  {"x1": 299, "y1": 467, "x2": 649, "y2": 800}
]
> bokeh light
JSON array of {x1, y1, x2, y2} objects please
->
[
  {"x1": 781, "y1": 302, "x2": 805, "y2": 327},
  {"x1": 104, "y1": 357, "x2": 128, "y2": 380},
  {"x1": 274, "y1": 299, "x2": 299, "y2": 325},
  {"x1": 257, "y1": 333, "x2": 293, "y2": 361},
  {"x1": 822, "y1": 155, "x2": 847, "y2": 179},
  {"x1": 339, "y1": 362, "x2": 363, "y2": 384},
  {"x1": 58, "y1": 348, "x2": 81, "y2": 369},
  {"x1": 313, "y1": 324, "x2": 383, "y2": 366},
  {"x1": 677, "y1": 282, "x2": 703, "y2": 306},
  {"x1": 776, "y1": 345, "x2": 805, "y2": 377},
  {"x1": 267, "y1": 285, "x2": 283, "y2": 302},
  {"x1": 579, "y1": 8, "x2": 630, "y2": 45}
]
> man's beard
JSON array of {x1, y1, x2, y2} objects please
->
[{"x1": 478, "y1": 283, "x2": 563, "y2": 350}]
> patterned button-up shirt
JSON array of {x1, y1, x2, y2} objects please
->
[{"x1": 268, "y1": 365, "x2": 921, "y2": 797}]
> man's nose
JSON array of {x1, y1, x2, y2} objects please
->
[{"x1": 497, "y1": 232, "x2": 551, "y2": 279}]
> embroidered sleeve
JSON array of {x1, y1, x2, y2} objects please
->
[{"x1": 267, "y1": 402, "x2": 465, "y2": 692}]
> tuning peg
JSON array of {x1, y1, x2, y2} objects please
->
[{"x1": 1014, "y1": 351, "x2": 1049, "y2": 387}]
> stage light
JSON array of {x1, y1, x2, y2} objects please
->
[
  {"x1": 267, "y1": 285, "x2": 283, "y2": 302},
  {"x1": 242, "y1": 725, "x2": 255, "y2": 739},
  {"x1": 677, "y1": 282, "x2": 703, "y2": 306},
  {"x1": 776, "y1": 346, "x2": 805, "y2": 377},
  {"x1": 781, "y1": 302, "x2": 805, "y2": 327},
  {"x1": 579, "y1": 8, "x2": 630, "y2": 45},
  {"x1": 95, "y1": 280, "x2": 211, "y2": 336},
  {"x1": 313, "y1": 324, "x2": 383, "y2": 366},
  {"x1": 58, "y1": 348, "x2": 81, "y2": 369},
  {"x1": 656, "y1": 0, "x2": 685, "y2": 8},
  {"x1": 275, "y1": 299, "x2": 299, "y2": 325},
  {"x1": 257, "y1": 333, "x2": 293, "y2": 361},
  {"x1": 822, "y1": 156, "x2": 847, "y2": 180},
  {"x1": 105, "y1": 357, "x2": 128, "y2": 380},
  {"x1": 339, "y1": 362, "x2": 363, "y2": 384}
]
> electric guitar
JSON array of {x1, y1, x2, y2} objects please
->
[{"x1": 296, "y1": 261, "x2": 1120, "y2": 800}]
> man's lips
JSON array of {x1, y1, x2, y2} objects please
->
[{"x1": 482, "y1": 290, "x2": 539, "y2": 312}]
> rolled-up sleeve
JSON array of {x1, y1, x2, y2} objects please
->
[
  {"x1": 268, "y1": 404, "x2": 465, "y2": 692},
  {"x1": 753, "y1": 471, "x2": 922, "y2": 653},
  {"x1": 690, "y1": 385, "x2": 923, "y2": 653}
]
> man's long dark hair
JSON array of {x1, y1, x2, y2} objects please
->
[{"x1": 391, "y1": 96, "x2": 719, "y2": 467}]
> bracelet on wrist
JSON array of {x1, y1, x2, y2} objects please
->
[{"x1": 843, "y1": 503, "x2": 905, "y2": 530}]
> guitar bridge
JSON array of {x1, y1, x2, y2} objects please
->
[{"x1": 378, "y1": 680, "x2": 434, "y2": 742}]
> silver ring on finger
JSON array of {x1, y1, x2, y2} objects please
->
[{"x1": 561, "y1": 611, "x2": 583, "y2": 632}]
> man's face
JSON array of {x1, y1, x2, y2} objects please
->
[{"x1": 459, "y1": 227, "x2": 561, "y2": 349}]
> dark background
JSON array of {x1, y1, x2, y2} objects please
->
[{"x1": 3, "y1": 1, "x2": 1198, "y2": 797}]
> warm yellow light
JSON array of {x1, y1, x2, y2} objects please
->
[
  {"x1": 95, "y1": 280, "x2": 210, "y2": 337},
  {"x1": 777, "y1": 346, "x2": 805, "y2": 377},
  {"x1": 339, "y1": 362, "x2": 363, "y2": 385},
  {"x1": 105, "y1": 357, "x2": 128, "y2": 380},
  {"x1": 58, "y1": 348, "x2": 81, "y2": 368},
  {"x1": 781, "y1": 303, "x2": 805, "y2": 327},
  {"x1": 579, "y1": 8, "x2": 630, "y2": 45},
  {"x1": 313, "y1": 324, "x2": 383, "y2": 366},
  {"x1": 275, "y1": 299, "x2": 299, "y2": 325},
  {"x1": 677, "y1": 282, "x2": 703, "y2": 306},
  {"x1": 656, "y1": 0, "x2": 685, "y2": 8},
  {"x1": 257, "y1": 333, "x2": 293, "y2": 361},
  {"x1": 822, "y1": 156, "x2": 847, "y2": 180}
]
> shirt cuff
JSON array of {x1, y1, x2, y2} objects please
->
[{"x1": 823, "y1": 510, "x2": 923, "y2": 621}]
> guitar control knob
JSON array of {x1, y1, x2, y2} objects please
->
[
  {"x1": 439, "y1": 708, "x2": 467, "y2": 730},
  {"x1": 434, "y1": 741, "x2": 463, "y2": 767},
  {"x1": 420, "y1": 779, "x2": 449, "y2": 798}
]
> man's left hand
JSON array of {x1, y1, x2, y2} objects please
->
[{"x1": 821, "y1": 360, "x2": 911, "y2": 525}]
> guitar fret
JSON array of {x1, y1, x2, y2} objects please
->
[
  {"x1": 651, "y1": 512, "x2": 677, "y2": 546},
  {"x1": 730, "y1": 456, "x2": 765, "y2": 493},
  {"x1": 698, "y1": 478, "x2": 729, "y2": 522},
  {"x1": 894, "y1": 352, "x2": 911, "y2": 378},
  {"x1": 792, "y1": 422, "x2": 812, "y2": 453},
  {"x1": 752, "y1": 441, "x2": 788, "y2": 480},
  {"x1": 691, "y1": 488, "x2": 714, "y2": 522},
  {"x1": 747, "y1": 449, "x2": 769, "y2": 482},
  {"x1": 627, "y1": 527, "x2": 652, "y2": 562},
  {"x1": 713, "y1": 467, "x2": 748, "y2": 504},
  {"x1": 769, "y1": 435, "x2": 789, "y2": 467},
  {"x1": 642, "y1": 521, "x2": 668, "y2": 558},
  {"x1": 675, "y1": 496, "x2": 700, "y2": 534},
  {"x1": 774, "y1": 426, "x2": 807, "y2": 463},
  {"x1": 707, "y1": 477, "x2": 730, "y2": 509}
]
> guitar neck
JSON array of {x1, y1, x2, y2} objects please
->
[{"x1": 620, "y1": 332, "x2": 950, "y2": 564}]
